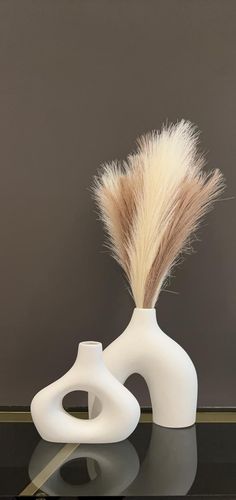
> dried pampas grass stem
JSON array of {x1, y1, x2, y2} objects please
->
[{"x1": 94, "y1": 121, "x2": 224, "y2": 308}]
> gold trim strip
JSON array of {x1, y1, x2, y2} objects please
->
[
  {"x1": 1, "y1": 410, "x2": 236, "y2": 424},
  {"x1": 19, "y1": 443, "x2": 79, "y2": 496},
  {"x1": 196, "y1": 411, "x2": 236, "y2": 423},
  {"x1": 0, "y1": 411, "x2": 32, "y2": 422},
  {"x1": 0, "y1": 411, "x2": 89, "y2": 423},
  {"x1": 141, "y1": 411, "x2": 236, "y2": 423}
]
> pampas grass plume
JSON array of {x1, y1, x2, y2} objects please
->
[{"x1": 94, "y1": 121, "x2": 224, "y2": 308}]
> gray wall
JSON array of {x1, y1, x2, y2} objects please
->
[{"x1": 0, "y1": 0, "x2": 235, "y2": 408}]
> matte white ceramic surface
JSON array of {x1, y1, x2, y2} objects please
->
[
  {"x1": 31, "y1": 341, "x2": 140, "y2": 443},
  {"x1": 89, "y1": 308, "x2": 197, "y2": 428}
]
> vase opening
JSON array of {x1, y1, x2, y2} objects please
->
[
  {"x1": 80, "y1": 341, "x2": 101, "y2": 346},
  {"x1": 134, "y1": 307, "x2": 155, "y2": 311}
]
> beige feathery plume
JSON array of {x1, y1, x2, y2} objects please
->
[{"x1": 94, "y1": 120, "x2": 224, "y2": 308}]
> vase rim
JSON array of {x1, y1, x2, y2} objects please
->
[
  {"x1": 79, "y1": 341, "x2": 102, "y2": 348},
  {"x1": 134, "y1": 307, "x2": 156, "y2": 311}
]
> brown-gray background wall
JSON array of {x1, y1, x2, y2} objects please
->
[{"x1": 0, "y1": 0, "x2": 235, "y2": 408}]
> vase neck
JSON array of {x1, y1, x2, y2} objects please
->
[
  {"x1": 126, "y1": 307, "x2": 163, "y2": 335},
  {"x1": 76, "y1": 341, "x2": 103, "y2": 367}
]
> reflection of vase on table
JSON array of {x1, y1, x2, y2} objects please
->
[
  {"x1": 126, "y1": 424, "x2": 197, "y2": 496},
  {"x1": 28, "y1": 423, "x2": 197, "y2": 496},
  {"x1": 28, "y1": 439, "x2": 139, "y2": 496}
]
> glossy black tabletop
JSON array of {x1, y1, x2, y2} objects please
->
[{"x1": 1, "y1": 410, "x2": 236, "y2": 498}]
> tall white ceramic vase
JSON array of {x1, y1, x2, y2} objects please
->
[
  {"x1": 31, "y1": 341, "x2": 140, "y2": 443},
  {"x1": 89, "y1": 308, "x2": 197, "y2": 428}
]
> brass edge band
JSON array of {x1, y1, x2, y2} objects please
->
[{"x1": 1, "y1": 410, "x2": 236, "y2": 423}]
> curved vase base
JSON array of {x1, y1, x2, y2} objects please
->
[{"x1": 89, "y1": 309, "x2": 198, "y2": 429}]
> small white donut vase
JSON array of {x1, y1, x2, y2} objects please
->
[
  {"x1": 89, "y1": 308, "x2": 197, "y2": 428},
  {"x1": 31, "y1": 341, "x2": 140, "y2": 443}
]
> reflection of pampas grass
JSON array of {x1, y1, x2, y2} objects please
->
[{"x1": 94, "y1": 120, "x2": 224, "y2": 308}]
